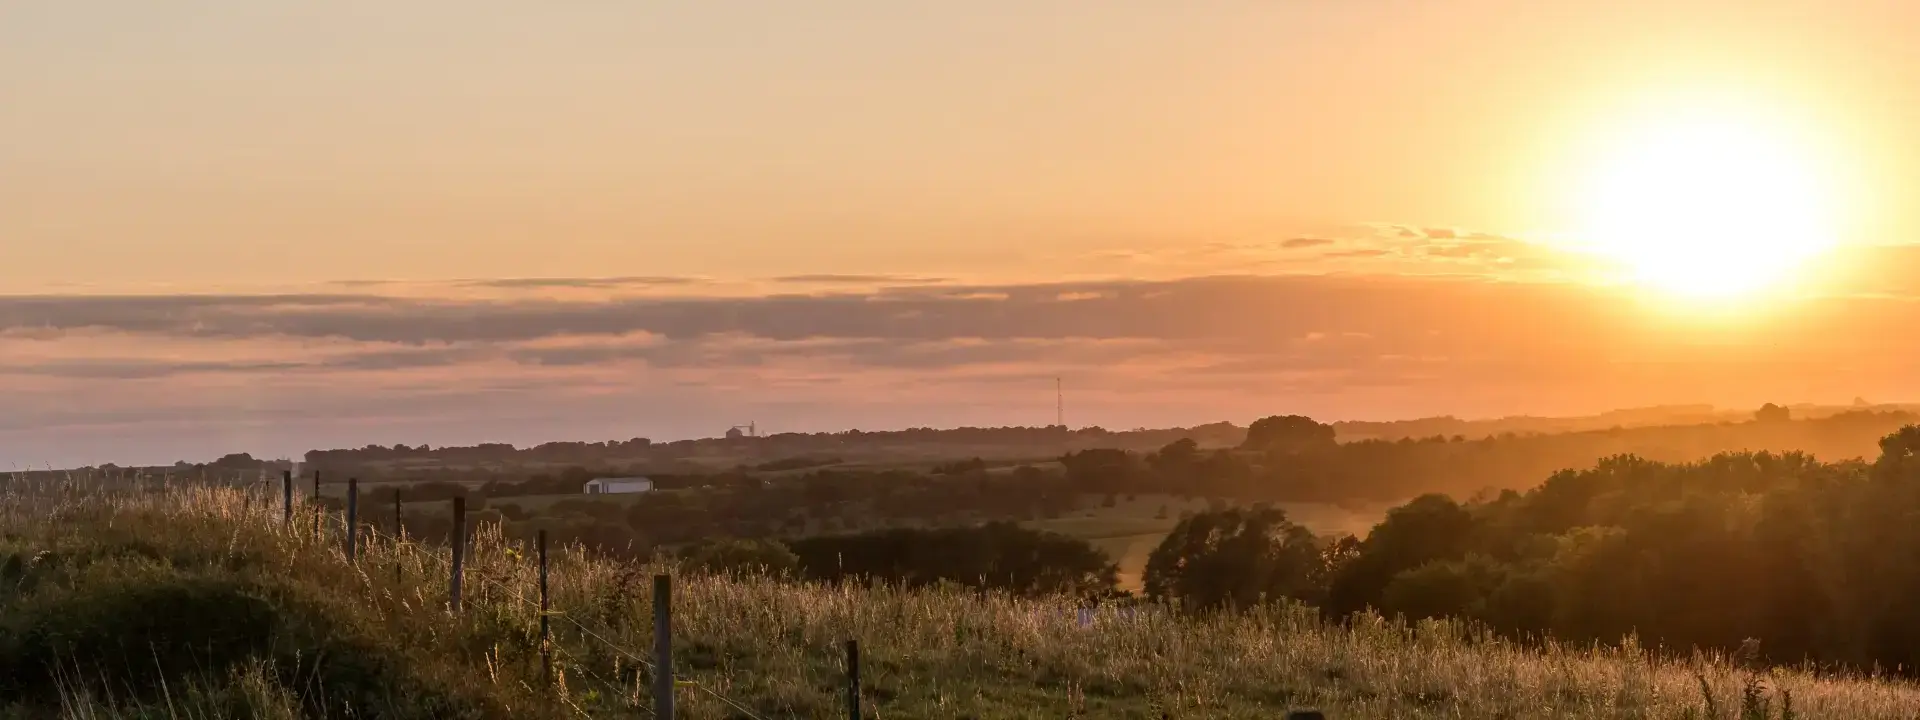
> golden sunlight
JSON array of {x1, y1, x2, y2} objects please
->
[{"x1": 1568, "y1": 103, "x2": 1840, "y2": 301}]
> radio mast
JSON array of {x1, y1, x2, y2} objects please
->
[{"x1": 1055, "y1": 377, "x2": 1064, "y2": 429}]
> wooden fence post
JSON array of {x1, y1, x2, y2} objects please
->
[
  {"x1": 394, "y1": 488, "x2": 404, "y2": 584},
  {"x1": 281, "y1": 470, "x2": 292, "y2": 526},
  {"x1": 653, "y1": 574, "x2": 674, "y2": 720},
  {"x1": 345, "y1": 478, "x2": 358, "y2": 560},
  {"x1": 846, "y1": 639, "x2": 862, "y2": 720},
  {"x1": 538, "y1": 529, "x2": 551, "y2": 685},
  {"x1": 312, "y1": 471, "x2": 322, "y2": 540},
  {"x1": 450, "y1": 496, "x2": 466, "y2": 613}
]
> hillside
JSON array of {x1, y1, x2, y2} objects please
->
[{"x1": 5, "y1": 478, "x2": 1919, "y2": 719}]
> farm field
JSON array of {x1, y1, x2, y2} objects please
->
[{"x1": 303, "y1": 475, "x2": 1388, "y2": 594}]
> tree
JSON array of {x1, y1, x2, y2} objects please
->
[
  {"x1": 1325, "y1": 494, "x2": 1478, "y2": 618},
  {"x1": 1874, "y1": 424, "x2": 1920, "y2": 478},
  {"x1": 1378, "y1": 554, "x2": 1508, "y2": 623},
  {"x1": 1755, "y1": 403, "x2": 1791, "y2": 423},
  {"x1": 1241, "y1": 415, "x2": 1336, "y2": 454},
  {"x1": 1059, "y1": 449, "x2": 1142, "y2": 493},
  {"x1": 1144, "y1": 505, "x2": 1326, "y2": 610},
  {"x1": 1150, "y1": 438, "x2": 1200, "y2": 468}
]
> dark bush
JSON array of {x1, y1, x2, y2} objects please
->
[
  {"x1": 788, "y1": 522, "x2": 1118, "y2": 598},
  {"x1": 678, "y1": 538, "x2": 800, "y2": 578},
  {"x1": 0, "y1": 571, "x2": 279, "y2": 700}
]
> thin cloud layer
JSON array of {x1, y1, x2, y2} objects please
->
[
  {"x1": 7, "y1": 251, "x2": 1920, "y2": 467},
  {"x1": 771, "y1": 274, "x2": 952, "y2": 285},
  {"x1": 459, "y1": 277, "x2": 708, "y2": 290}
]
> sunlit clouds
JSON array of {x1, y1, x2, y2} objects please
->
[{"x1": 9, "y1": 254, "x2": 1920, "y2": 466}]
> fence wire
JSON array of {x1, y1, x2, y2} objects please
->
[{"x1": 352, "y1": 521, "x2": 771, "y2": 720}]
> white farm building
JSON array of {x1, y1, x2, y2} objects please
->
[{"x1": 583, "y1": 477, "x2": 654, "y2": 495}]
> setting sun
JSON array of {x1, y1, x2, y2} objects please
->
[{"x1": 1568, "y1": 104, "x2": 1841, "y2": 301}]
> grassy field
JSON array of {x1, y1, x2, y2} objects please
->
[
  {"x1": 330, "y1": 481, "x2": 1383, "y2": 592},
  {"x1": 1028, "y1": 495, "x2": 1387, "y2": 591},
  {"x1": 4, "y1": 478, "x2": 1917, "y2": 718}
]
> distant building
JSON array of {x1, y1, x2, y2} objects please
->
[{"x1": 583, "y1": 477, "x2": 654, "y2": 495}]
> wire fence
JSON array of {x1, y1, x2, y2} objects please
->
[
  {"x1": 297, "y1": 480, "x2": 780, "y2": 720},
  {"x1": 362, "y1": 523, "x2": 771, "y2": 719},
  {"x1": 19, "y1": 469, "x2": 1329, "y2": 719}
]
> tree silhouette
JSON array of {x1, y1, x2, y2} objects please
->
[
  {"x1": 1241, "y1": 415, "x2": 1336, "y2": 453},
  {"x1": 1144, "y1": 505, "x2": 1325, "y2": 610},
  {"x1": 1755, "y1": 403, "x2": 1791, "y2": 423}
]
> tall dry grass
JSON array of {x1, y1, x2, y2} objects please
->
[{"x1": 4, "y1": 474, "x2": 1918, "y2": 718}]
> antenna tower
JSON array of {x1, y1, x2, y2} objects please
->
[{"x1": 1055, "y1": 377, "x2": 1064, "y2": 429}]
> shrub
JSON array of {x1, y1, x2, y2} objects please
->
[{"x1": 677, "y1": 538, "x2": 800, "y2": 578}]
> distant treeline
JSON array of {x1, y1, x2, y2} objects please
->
[
  {"x1": 302, "y1": 423, "x2": 1250, "y2": 471},
  {"x1": 1331, "y1": 402, "x2": 1918, "y2": 441},
  {"x1": 1330, "y1": 405, "x2": 1729, "y2": 440},
  {"x1": 1063, "y1": 410, "x2": 1919, "y2": 504},
  {"x1": 301, "y1": 409, "x2": 1915, "y2": 496}
]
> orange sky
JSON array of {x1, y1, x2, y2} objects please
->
[
  {"x1": 6, "y1": 1, "x2": 1916, "y2": 289},
  {"x1": 4, "y1": 1, "x2": 1920, "y2": 465}
]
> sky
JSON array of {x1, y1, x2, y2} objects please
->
[{"x1": 5, "y1": 1, "x2": 1920, "y2": 466}]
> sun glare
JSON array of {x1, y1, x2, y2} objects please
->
[{"x1": 1569, "y1": 104, "x2": 1840, "y2": 302}]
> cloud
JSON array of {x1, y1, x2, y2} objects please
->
[
  {"x1": 1325, "y1": 249, "x2": 1392, "y2": 258},
  {"x1": 1054, "y1": 291, "x2": 1106, "y2": 302},
  {"x1": 0, "y1": 358, "x2": 309, "y2": 380},
  {"x1": 772, "y1": 274, "x2": 950, "y2": 285},
  {"x1": 0, "y1": 270, "x2": 1898, "y2": 354},
  {"x1": 328, "y1": 280, "x2": 404, "y2": 288},
  {"x1": 13, "y1": 244, "x2": 1920, "y2": 467},
  {"x1": 1056, "y1": 224, "x2": 1582, "y2": 280},
  {"x1": 459, "y1": 277, "x2": 706, "y2": 289}
]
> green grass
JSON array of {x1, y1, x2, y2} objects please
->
[{"x1": 5, "y1": 479, "x2": 1916, "y2": 718}]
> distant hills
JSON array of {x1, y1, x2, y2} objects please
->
[
  {"x1": 32, "y1": 402, "x2": 1920, "y2": 477},
  {"x1": 1331, "y1": 401, "x2": 1920, "y2": 440}
]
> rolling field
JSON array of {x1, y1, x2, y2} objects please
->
[{"x1": 311, "y1": 475, "x2": 1385, "y2": 595}]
